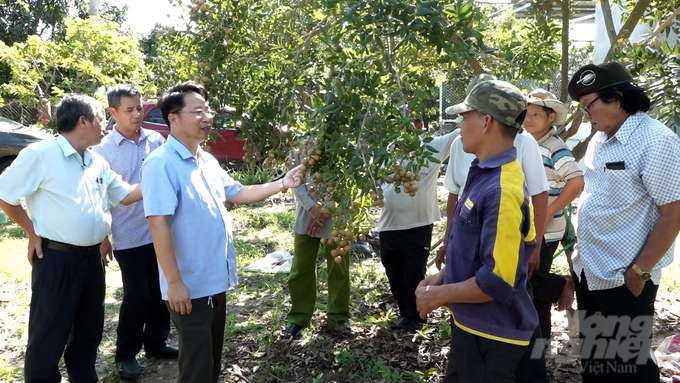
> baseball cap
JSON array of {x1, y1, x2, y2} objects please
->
[{"x1": 445, "y1": 80, "x2": 528, "y2": 129}]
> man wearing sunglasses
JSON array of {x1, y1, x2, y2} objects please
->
[{"x1": 568, "y1": 61, "x2": 680, "y2": 383}]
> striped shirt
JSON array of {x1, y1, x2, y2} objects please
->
[
  {"x1": 574, "y1": 112, "x2": 680, "y2": 291},
  {"x1": 92, "y1": 127, "x2": 165, "y2": 250},
  {"x1": 444, "y1": 148, "x2": 538, "y2": 346},
  {"x1": 536, "y1": 128, "x2": 583, "y2": 242}
]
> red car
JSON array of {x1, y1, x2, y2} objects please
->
[{"x1": 106, "y1": 102, "x2": 246, "y2": 163}]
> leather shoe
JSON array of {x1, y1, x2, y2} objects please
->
[
  {"x1": 145, "y1": 345, "x2": 179, "y2": 360},
  {"x1": 116, "y1": 359, "x2": 140, "y2": 380},
  {"x1": 285, "y1": 322, "x2": 304, "y2": 337}
]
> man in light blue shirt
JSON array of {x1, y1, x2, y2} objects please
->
[
  {"x1": 93, "y1": 85, "x2": 175, "y2": 380},
  {"x1": 0, "y1": 94, "x2": 142, "y2": 383},
  {"x1": 141, "y1": 82, "x2": 304, "y2": 383}
]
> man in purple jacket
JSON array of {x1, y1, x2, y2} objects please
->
[{"x1": 415, "y1": 80, "x2": 538, "y2": 382}]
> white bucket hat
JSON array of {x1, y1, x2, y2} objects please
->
[{"x1": 526, "y1": 89, "x2": 568, "y2": 126}]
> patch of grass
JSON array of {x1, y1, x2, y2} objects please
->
[
  {"x1": 271, "y1": 361, "x2": 292, "y2": 380},
  {"x1": 660, "y1": 258, "x2": 680, "y2": 296},
  {"x1": 0, "y1": 364, "x2": 23, "y2": 383}
]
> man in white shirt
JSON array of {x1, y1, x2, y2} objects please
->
[
  {"x1": 0, "y1": 95, "x2": 142, "y2": 383},
  {"x1": 378, "y1": 113, "x2": 459, "y2": 331}
]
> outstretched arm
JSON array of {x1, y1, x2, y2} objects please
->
[{"x1": 229, "y1": 165, "x2": 304, "y2": 205}]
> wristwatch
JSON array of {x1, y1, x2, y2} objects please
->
[
  {"x1": 279, "y1": 178, "x2": 286, "y2": 192},
  {"x1": 631, "y1": 263, "x2": 652, "y2": 281}
]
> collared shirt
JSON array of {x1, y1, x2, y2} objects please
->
[
  {"x1": 444, "y1": 132, "x2": 549, "y2": 197},
  {"x1": 536, "y1": 128, "x2": 583, "y2": 242},
  {"x1": 378, "y1": 130, "x2": 460, "y2": 232},
  {"x1": 444, "y1": 148, "x2": 538, "y2": 345},
  {"x1": 92, "y1": 127, "x2": 165, "y2": 250},
  {"x1": 0, "y1": 135, "x2": 130, "y2": 246},
  {"x1": 574, "y1": 112, "x2": 680, "y2": 290},
  {"x1": 141, "y1": 135, "x2": 243, "y2": 300}
]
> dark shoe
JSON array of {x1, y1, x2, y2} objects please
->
[
  {"x1": 410, "y1": 320, "x2": 426, "y2": 331},
  {"x1": 145, "y1": 345, "x2": 179, "y2": 360},
  {"x1": 329, "y1": 320, "x2": 351, "y2": 337},
  {"x1": 388, "y1": 317, "x2": 410, "y2": 329},
  {"x1": 337, "y1": 320, "x2": 351, "y2": 331},
  {"x1": 285, "y1": 322, "x2": 304, "y2": 337},
  {"x1": 116, "y1": 359, "x2": 141, "y2": 380}
]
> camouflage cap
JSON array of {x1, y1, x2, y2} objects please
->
[
  {"x1": 465, "y1": 73, "x2": 497, "y2": 95},
  {"x1": 446, "y1": 80, "x2": 528, "y2": 130}
]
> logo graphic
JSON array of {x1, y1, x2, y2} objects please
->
[{"x1": 577, "y1": 70, "x2": 596, "y2": 86}]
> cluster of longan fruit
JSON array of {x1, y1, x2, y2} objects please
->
[
  {"x1": 384, "y1": 163, "x2": 421, "y2": 197},
  {"x1": 188, "y1": 0, "x2": 209, "y2": 15},
  {"x1": 241, "y1": 141, "x2": 263, "y2": 167},
  {"x1": 321, "y1": 229, "x2": 369, "y2": 264},
  {"x1": 294, "y1": 138, "x2": 323, "y2": 172}
]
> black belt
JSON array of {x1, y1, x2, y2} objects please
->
[{"x1": 42, "y1": 238, "x2": 101, "y2": 256}]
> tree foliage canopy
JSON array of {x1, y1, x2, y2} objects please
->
[{"x1": 0, "y1": 17, "x2": 149, "y2": 127}]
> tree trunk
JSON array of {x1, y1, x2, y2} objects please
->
[
  {"x1": 566, "y1": 0, "x2": 653, "y2": 161},
  {"x1": 559, "y1": 0, "x2": 570, "y2": 104}
]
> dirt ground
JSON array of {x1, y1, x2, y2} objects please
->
[{"x1": 3, "y1": 263, "x2": 680, "y2": 382}]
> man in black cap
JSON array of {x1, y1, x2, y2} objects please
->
[{"x1": 568, "y1": 62, "x2": 680, "y2": 383}]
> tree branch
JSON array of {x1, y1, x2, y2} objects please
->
[
  {"x1": 600, "y1": 0, "x2": 619, "y2": 47},
  {"x1": 451, "y1": 32, "x2": 485, "y2": 74},
  {"x1": 640, "y1": 6, "x2": 680, "y2": 47},
  {"x1": 604, "y1": 0, "x2": 653, "y2": 60}
]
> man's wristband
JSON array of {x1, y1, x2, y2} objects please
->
[{"x1": 279, "y1": 178, "x2": 287, "y2": 192}]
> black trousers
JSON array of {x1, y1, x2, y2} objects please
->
[
  {"x1": 24, "y1": 247, "x2": 105, "y2": 383},
  {"x1": 573, "y1": 270, "x2": 659, "y2": 383},
  {"x1": 529, "y1": 238, "x2": 564, "y2": 340},
  {"x1": 514, "y1": 283, "x2": 548, "y2": 383},
  {"x1": 445, "y1": 321, "x2": 527, "y2": 382},
  {"x1": 114, "y1": 243, "x2": 170, "y2": 362},
  {"x1": 379, "y1": 224, "x2": 432, "y2": 323},
  {"x1": 168, "y1": 292, "x2": 227, "y2": 383}
]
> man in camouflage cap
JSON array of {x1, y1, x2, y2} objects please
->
[{"x1": 416, "y1": 80, "x2": 538, "y2": 382}]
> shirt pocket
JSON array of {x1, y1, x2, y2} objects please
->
[
  {"x1": 604, "y1": 168, "x2": 641, "y2": 206},
  {"x1": 451, "y1": 210, "x2": 480, "y2": 262}
]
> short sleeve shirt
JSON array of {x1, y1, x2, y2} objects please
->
[
  {"x1": 378, "y1": 130, "x2": 460, "y2": 231},
  {"x1": 536, "y1": 128, "x2": 583, "y2": 242},
  {"x1": 573, "y1": 112, "x2": 680, "y2": 290},
  {"x1": 0, "y1": 135, "x2": 130, "y2": 246},
  {"x1": 92, "y1": 127, "x2": 165, "y2": 250},
  {"x1": 444, "y1": 132, "x2": 549, "y2": 197},
  {"x1": 141, "y1": 135, "x2": 243, "y2": 300}
]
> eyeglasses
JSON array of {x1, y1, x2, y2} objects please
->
[
  {"x1": 579, "y1": 97, "x2": 600, "y2": 116},
  {"x1": 176, "y1": 108, "x2": 216, "y2": 118}
]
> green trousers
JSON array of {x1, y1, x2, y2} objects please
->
[{"x1": 287, "y1": 233, "x2": 350, "y2": 327}]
